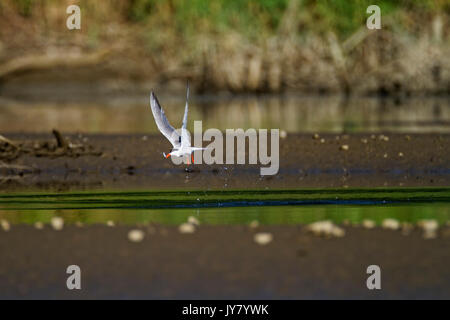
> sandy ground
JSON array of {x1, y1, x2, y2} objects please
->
[
  {"x1": 0, "y1": 224, "x2": 449, "y2": 299},
  {"x1": 1, "y1": 133, "x2": 450, "y2": 191}
]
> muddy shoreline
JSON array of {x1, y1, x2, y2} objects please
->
[
  {"x1": 0, "y1": 224, "x2": 449, "y2": 299},
  {"x1": 1, "y1": 133, "x2": 449, "y2": 192}
]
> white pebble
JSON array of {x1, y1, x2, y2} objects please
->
[
  {"x1": 253, "y1": 232, "x2": 273, "y2": 245},
  {"x1": 418, "y1": 220, "x2": 438, "y2": 239},
  {"x1": 34, "y1": 222, "x2": 44, "y2": 230},
  {"x1": 106, "y1": 220, "x2": 115, "y2": 227},
  {"x1": 178, "y1": 223, "x2": 195, "y2": 234},
  {"x1": 187, "y1": 216, "x2": 200, "y2": 226},
  {"x1": 280, "y1": 130, "x2": 287, "y2": 139},
  {"x1": 1, "y1": 219, "x2": 10, "y2": 231},
  {"x1": 249, "y1": 220, "x2": 259, "y2": 229},
  {"x1": 362, "y1": 219, "x2": 376, "y2": 229},
  {"x1": 307, "y1": 220, "x2": 345, "y2": 238},
  {"x1": 128, "y1": 229, "x2": 145, "y2": 242},
  {"x1": 340, "y1": 144, "x2": 349, "y2": 151},
  {"x1": 51, "y1": 217, "x2": 64, "y2": 231},
  {"x1": 382, "y1": 218, "x2": 399, "y2": 230}
]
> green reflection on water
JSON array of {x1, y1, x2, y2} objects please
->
[
  {"x1": 0, "y1": 203, "x2": 449, "y2": 226},
  {"x1": 0, "y1": 187, "x2": 449, "y2": 226}
]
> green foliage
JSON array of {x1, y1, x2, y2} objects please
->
[
  {"x1": 5, "y1": 0, "x2": 445, "y2": 38},
  {"x1": 124, "y1": 0, "x2": 442, "y2": 38},
  {"x1": 15, "y1": 0, "x2": 34, "y2": 17}
]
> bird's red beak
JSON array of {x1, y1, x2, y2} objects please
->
[{"x1": 165, "y1": 153, "x2": 171, "y2": 158}]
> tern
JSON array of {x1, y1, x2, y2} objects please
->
[{"x1": 149, "y1": 83, "x2": 203, "y2": 164}]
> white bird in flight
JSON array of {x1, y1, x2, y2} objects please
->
[{"x1": 149, "y1": 83, "x2": 204, "y2": 164}]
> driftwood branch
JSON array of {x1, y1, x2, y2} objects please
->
[
  {"x1": 52, "y1": 129, "x2": 68, "y2": 149},
  {"x1": 0, "y1": 135, "x2": 18, "y2": 149}
]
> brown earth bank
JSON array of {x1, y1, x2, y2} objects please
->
[
  {"x1": 1, "y1": 132, "x2": 449, "y2": 191},
  {"x1": 0, "y1": 224, "x2": 449, "y2": 299}
]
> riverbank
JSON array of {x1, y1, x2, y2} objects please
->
[{"x1": 0, "y1": 1, "x2": 448, "y2": 95}]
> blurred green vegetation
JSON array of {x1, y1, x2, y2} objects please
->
[
  {"x1": 6, "y1": 0, "x2": 449, "y2": 38},
  {"x1": 1, "y1": 0, "x2": 448, "y2": 94},
  {"x1": 124, "y1": 0, "x2": 448, "y2": 38}
]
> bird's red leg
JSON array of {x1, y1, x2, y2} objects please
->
[{"x1": 191, "y1": 153, "x2": 194, "y2": 164}]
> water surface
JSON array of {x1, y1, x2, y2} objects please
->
[{"x1": 1, "y1": 188, "x2": 449, "y2": 226}]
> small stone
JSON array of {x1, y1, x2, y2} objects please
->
[
  {"x1": 249, "y1": 220, "x2": 259, "y2": 229},
  {"x1": 371, "y1": 134, "x2": 376, "y2": 140},
  {"x1": 179, "y1": 223, "x2": 195, "y2": 234},
  {"x1": 51, "y1": 217, "x2": 64, "y2": 231},
  {"x1": 307, "y1": 221, "x2": 345, "y2": 238},
  {"x1": 383, "y1": 153, "x2": 388, "y2": 158},
  {"x1": 1, "y1": 219, "x2": 10, "y2": 231},
  {"x1": 340, "y1": 144, "x2": 349, "y2": 151},
  {"x1": 320, "y1": 138, "x2": 325, "y2": 143},
  {"x1": 187, "y1": 216, "x2": 200, "y2": 226},
  {"x1": 34, "y1": 222, "x2": 44, "y2": 230},
  {"x1": 362, "y1": 219, "x2": 376, "y2": 229},
  {"x1": 383, "y1": 136, "x2": 389, "y2": 141},
  {"x1": 401, "y1": 223, "x2": 413, "y2": 236},
  {"x1": 418, "y1": 219, "x2": 438, "y2": 231},
  {"x1": 312, "y1": 133, "x2": 320, "y2": 140},
  {"x1": 141, "y1": 135, "x2": 148, "y2": 141},
  {"x1": 128, "y1": 229, "x2": 145, "y2": 242},
  {"x1": 382, "y1": 218, "x2": 399, "y2": 230},
  {"x1": 331, "y1": 227, "x2": 345, "y2": 238},
  {"x1": 280, "y1": 130, "x2": 287, "y2": 139},
  {"x1": 398, "y1": 152, "x2": 404, "y2": 157},
  {"x1": 418, "y1": 220, "x2": 438, "y2": 239},
  {"x1": 361, "y1": 138, "x2": 368, "y2": 144},
  {"x1": 106, "y1": 220, "x2": 115, "y2": 227},
  {"x1": 254, "y1": 232, "x2": 273, "y2": 245}
]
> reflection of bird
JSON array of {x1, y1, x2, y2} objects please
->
[{"x1": 149, "y1": 83, "x2": 204, "y2": 164}]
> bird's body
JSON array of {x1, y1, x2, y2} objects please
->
[{"x1": 149, "y1": 84, "x2": 203, "y2": 163}]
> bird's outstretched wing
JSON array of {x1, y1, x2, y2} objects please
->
[
  {"x1": 182, "y1": 82, "x2": 189, "y2": 130},
  {"x1": 150, "y1": 92, "x2": 181, "y2": 149},
  {"x1": 180, "y1": 82, "x2": 191, "y2": 148}
]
